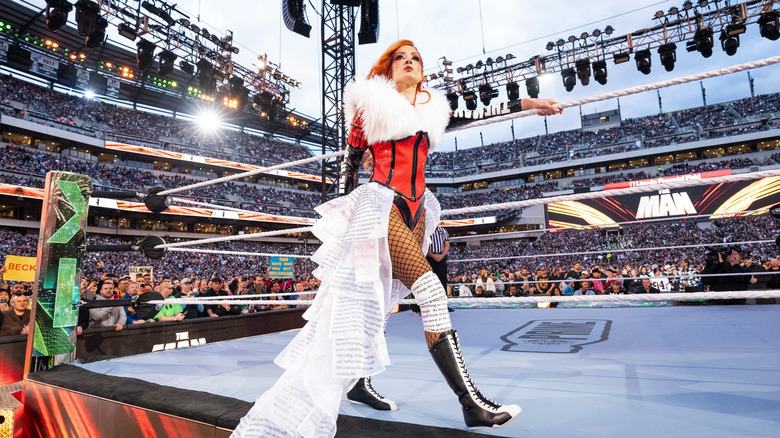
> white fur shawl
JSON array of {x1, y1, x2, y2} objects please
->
[{"x1": 343, "y1": 76, "x2": 451, "y2": 152}]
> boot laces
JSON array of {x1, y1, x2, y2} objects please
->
[
  {"x1": 364, "y1": 377, "x2": 385, "y2": 401},
  {"x1": 451, "y1": 333, "x2": 502, "y2": 410}
]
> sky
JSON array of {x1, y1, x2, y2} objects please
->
[{"x1": 23, "y1": 0, "x2": 780, "y2": 152}]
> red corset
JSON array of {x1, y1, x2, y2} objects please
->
[{"x1": 369, "y1": 132, "x2": 429, "y2": 230}]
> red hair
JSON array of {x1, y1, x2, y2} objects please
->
[{"x1": 367, "y1": 39, "x2": 424, "y2": 94}]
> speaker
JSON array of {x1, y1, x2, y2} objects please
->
[
  {"x1": 282, "y1": 0, "x2": 311, "y2": 38},
  {"x1": 357, "y1": 0, "x2": 379, "y2": 45}
]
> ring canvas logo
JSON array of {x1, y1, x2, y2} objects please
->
[{"x1": 501, "y1": 319, "x2": 611, "y2": 353}]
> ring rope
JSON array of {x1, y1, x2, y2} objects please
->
[
  {"x1": 166, "y1": 247, "x2": 313, "y2": 258},
  {"x1": 156, "y1": 150, "x2": 346, "y2": 196},
  {"x1": 449, "y1": 208, "x2": 770, "y2": 240},
  {"x1": 451, "y1": 239, "x2": 775, "y2": 263},
  {"x1": 441, "y1": 168, "x2": 780, "y2": 216},
  {"x1": 453, "y1": 271, "x2": 780, "y2": 287},
  {"x1": 195, "y1": 291, "x2": 317, "y2": 299},
  {"x1": 446, "y1": 55, "x2": 780, "y2": 132},
  {"x1": 169, "y1": 197, "x2": 312, "y2": 218},
  {"x1": 152, "y1": 289, "x2": 780, "y2": 306},
  {"x1": 155, "y1": 226, "x2": 314, "y2": 249}
]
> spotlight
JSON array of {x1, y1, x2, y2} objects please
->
[
  {"x1": 228, "y1": 76, "x2": 244, "y2": 98},
  {"x1": 478, "y1": 83, "x2": 498, "y2": 106},
  {"x1": 118, "y1": 23, "x2": 137, "y2": 40},
  {"x1": 758, "y1": 11, "x2": 780, "y2": 41},
  {"x1": 592, "y1": 29, "x2": 601, "y2": 38},
  {"x1": 546, "y1": 41, "x2": 555, "y2": 51},
  {"x1": 84, "y1": 90, "x2": 95, "y2": 99},
  {"x1": 525, "y1": 77, "x2": 539, "y2": 98},
  {"x1": 592, "y1": 60, "x2": 607, "y2": 85},
  {"x1": 719, "y1": 29, "x2": 739, "y2": 56},
  {"x1": 613, "y1": 52, "x2": 630, "y2": 64},
  {"x1": 658, "y1": 43, "x2": 677, "y2": 71},
  {"x1": 75, "y1": 0, "x2": 99, "y2": 36},
  {"x1": 635, "y1": 49, "x2": 652, "y2": 75},
  {"x1": 85, "y1": 16, "x2": 107, "y2": 48},
  {"x1": 575, "y1": 59, "x2": 591, "y2": 86},
  {"x1": 179, "y1": 60, "x2": 194, "y2": 75},
  {"x1": 446, "y1": 92, "x2": 459, "y2": 111},
  {"x1": 136, "y1": 39, "x2": 156, "y2": 70},
  {"x1": 506, "y1": 81, "x2": 520, "y2": 101},
  {"x1": 688, "y1": 27, "x2": 714, "y2": 58},
  {"x1": 197, "y1": 59, "x2": 215, "y2": 93},
  {"x1": 157, "y1": 50, "x2": 177, "y2": 76},
  {"x1": 45, "y1": 0, "x2": 72, "y2": 31},
  {"x1": 604, "y1": 25, "x2": 614, "y2": 35},
  {"x1": 462, "y1": 90, "x2": 477, "y2": 111},
  {"x1": 561, "y1": 67, "x2": 576, "y2": 92}
]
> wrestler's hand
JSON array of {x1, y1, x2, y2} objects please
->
[{"x1": 525, "y1": 98, "x2": 563, "y2": 116}]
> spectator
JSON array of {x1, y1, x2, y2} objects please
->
[
  {"x1": 633, "y1": 277, "x2": 660, "y2": 294},
  {"x1": 152, "y1": 282, "x2": 186, "y2": 322},
  {"x1": 86, "y1": 279, "x2": 125, "y2": 331},
  {"x1": 0, "y1": 294, "x2": 31, "y2": 336}
]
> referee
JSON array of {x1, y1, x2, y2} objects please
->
[{"x1": 426, "y1": 225, "x2": 451, "y2": 297}]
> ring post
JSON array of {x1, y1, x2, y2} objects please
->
[{"x1": 23, "y1": 171, "x2": 91, "y2": 375}]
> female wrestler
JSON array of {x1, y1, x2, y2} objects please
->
[{"x1": 233, "y1": 40, "x2": 561, "y2": 437}]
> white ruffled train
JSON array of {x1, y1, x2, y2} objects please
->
[{"x1": 231, "y1": 182, "x2": 440, "y2": 437}]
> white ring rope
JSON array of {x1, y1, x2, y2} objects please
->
[
  {"x1": 156, "y1": 226, "x2": 313, "y2": 249},
  {"x1": 452, "y1": 239, "x2": 775, "y2": 263},
  {"x1": 441, "y1": 168, "x2": 780, "y2": 216},
  {"x1": 195, "y1": 290, "x2": 317, "y2": 299},
  {"x1": 446, "y1": 55, "x2": 780, "y2": 132},
  {"x1": 151, "y1": 289, "x2": 780, "y2": 306},
  {"x1": 156, "y1": 150, "x2": 346, "y2": 196},
  {"x1": 166, "y1": 247, "x2": 313, "y2": 258},
  {"x1": 453, "y1": 271, "x2": 780, "y2": 287}
]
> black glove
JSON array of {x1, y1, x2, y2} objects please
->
[{"x1": 339, "y1": 146, "x2": 365, "y2": 196}]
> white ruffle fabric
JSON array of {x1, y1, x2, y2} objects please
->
[{"x1": 232, "y1": 182, "x2": 441, "y2": 438}]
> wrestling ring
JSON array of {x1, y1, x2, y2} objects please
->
[{"x1": 13, "y1": 56, "x2": 780, "y2": 438}]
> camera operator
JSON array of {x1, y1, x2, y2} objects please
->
[{"x1": 701, "y1": 246, "x2": 751, "y2": 304}]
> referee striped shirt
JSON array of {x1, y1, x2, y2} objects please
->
[{"x1": 429, "y1": 226, "x2": 449, "y2": 255}]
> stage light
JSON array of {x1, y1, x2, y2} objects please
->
[
  {"x1": 691, "y1": 27, "x2": 714, "y2": 57},
  {"x1": 136, "y1": 39, "x2": 156, "y2": 70},
  {"x1": 613, "y1": 52, "x2": 630, "y2": 64},
  {"x1": 719, "y1": 29, "x2": 739, "y2": 56},
  {"x1": 592, "y1": 29, "x2": 601, "y2": 37},
  {"x1": 255, "y1": 57, "x2": 266, "y2": 70},
  {"x1": 475, "y1": 60, "x2": 484, "y2": 69},
  {"x1": 658, "y1": 43, "x2": 677, "y2": 71},
  {"x1": 683, "y1": 1, "x2": 693, "y2": 10},
  {"x1": 84, "y1": 90, "x2": 95, "y2": 99},
  {"x1": 525, "y1": 77, "x2": 539, "y2": 98},
  {"x1": 575, "y1": 59, "x2": 591, "y2": 86},
  {"x1": 446, "y1": 92, "x2": 458, "y2": 110},
  {"x1": 506, "y1": 81, "x2": 520, "y2": 101},
  {"x1": 758, "y1": 11, "x2": 780, "y2": 41},
  {"x1": 478, "y1": 83, "x2": 498, "y2": 106},
  {"x1": 556, "y1": 38, "x2": 565, "y2": 47},
  {"x1": 197, "y1": 59, "x2": 215, "y2": 93},
  {"x1": 635, "y1": 49, "x2": 652, "y2": 75},
  {"x1": 228, "y1": 76, "x2": 244, "y2": 98},
  {"x1": 546, "y1": 41, "x2": 555, "y2": 51},
  {"x1": 179, "y1": 60, "x2": 194, "y2": 75},
  {"x1": 118, "y1": 23, "x2": 137, "y2": 40},
  {"x1": 85, "y1": 17, "x2": 107, "y2": 48},
  {"x1": 45, "y1": 0, "x2": 72, "y2": 31},
  {"x1": 604, "y1": 25, "x2": 614, "y2": 35},
  {"x1": 157, "y1": 50, "x2": 177, "y2": 76},
  {"x1": 197, "y1": 109, "x2": 222, "y2": 133},
  {"x1": 669, "y1": 6, "x2": 679, "y2": 15},
  {"x1": 561, "y1": 67, "x2": 576, "y2": 92},
  {"x1": 592, "y1": 60, "x2": 607, "y2": 85},
  {"x1": 141, "y1": 1, "x2": 175, "y2": 26},
  {"x1": 462, "y1": 90, "x2": 477, "y2": 110},
  {"x1": 75, "y1": 0, "x2": 99, "y2": 36},
  {"x1": 282, "y1": 0, "x2": 311, "y2": 38},
  {"x1": 178, "y1": 18, "x2": 190, "y2": 27}
]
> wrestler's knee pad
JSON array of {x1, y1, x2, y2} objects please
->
[{"x1": 411, "y1": 271, "x2": 452, "y2": 333}]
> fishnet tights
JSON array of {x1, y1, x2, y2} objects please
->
[{"x1": 387, "y1": 207, "x2": 442, "y2": 347}]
